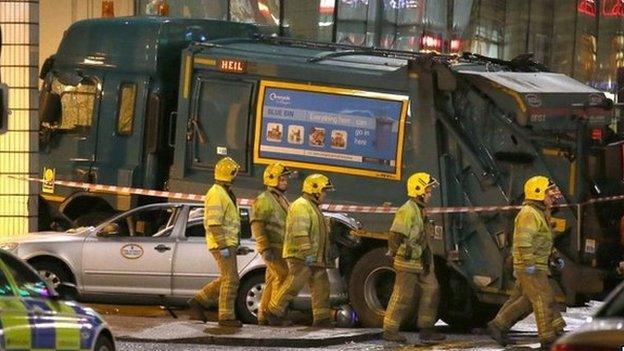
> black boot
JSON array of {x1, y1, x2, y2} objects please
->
[
  {"x1": 218, "y1": 319, "x2": 243, "y2": 328},
  {"x1": 382, "y1": 331, "x2": 407, "y2": 343},
  {"x1": 540, "y1": 340, "x2": 553, "y2": 351},
  {"x1": 419, "y1": 328, "x2": 446, "y2": 343},
  {"x1": 312, "y1": 318, "x2": 335, "y2": 328},
  {"x1": 187, "y1": 298, "x2": 208, "y2": 323},
  {"x1": 487, "y1": 321, "x2": 509, "y2": 346},
  {"x1": 265, "y1": 310, "x2": 292, "y2": 327}
]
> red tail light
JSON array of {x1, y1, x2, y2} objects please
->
[
  {"x1": 591, "y1": 128, "x2": 603, "y2": 140},
  {"x1": 553, "y1": 344, "x2": 618, "y2": 351}
]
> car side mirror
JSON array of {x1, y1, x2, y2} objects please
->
[
  {"x1": 53, "y1": 282, "x2": 79, "y2": 301},
  {"x1": 0, "y1": 83, "x2": 8, "y2": 134},
  {"x1": 39, "y1": 88, "x2": 62, "y2": 125},
  {"x1": 98, "y1": 222, "x2": 120, "y2": 237}
]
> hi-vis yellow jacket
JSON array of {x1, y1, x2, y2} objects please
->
[
  {"x1": 512, "y1": 201, "x2": 553, "y2": 271},
  {"x1": 204, "y1": 184, "x2": 241, "y2": 250},
  {"x1": 390, "y1": 199, "x2": 426, "y2": 273},
  {"x1": 282, "y1": 195, "x2": 332, "y2": 267},
  {"x1": 250, "y1": 188, "x2": 289, "y2": 252}
]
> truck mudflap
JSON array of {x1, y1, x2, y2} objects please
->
[{"x1": 561, "y1": 259, "x2": 604, "y2": 297}]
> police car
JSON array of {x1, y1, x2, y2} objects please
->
[{"x1": 0, "y1": 249, "x2": 115, "y2": 351}]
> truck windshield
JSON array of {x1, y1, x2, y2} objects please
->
[{"x1": 51, "y1": 76, "x2": 98, "y2": 134}]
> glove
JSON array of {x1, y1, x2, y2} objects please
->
[
  {"x1": 219, "y1": 247, "x2": 232, "y2": 258},
  {"x1": 304, "y1": 255, "x2": 316, "y2": 266},
  {"x1": 262, "y1": 249, "x2": 276, "y2": 262},
  {"x1": 524, "y1": 265, "x2": 537, "y2": 275},
  {"x1": 553, "y1": 257, "x2": 565, "y2": 270}
]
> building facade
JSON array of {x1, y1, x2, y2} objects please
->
[{"x1": 1, "y1": 0, "x2": 624, "y2": 235}]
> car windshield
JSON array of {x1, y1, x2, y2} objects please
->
[{"x1": 596, "y1": 284, "x2": 624, "y2": 318}]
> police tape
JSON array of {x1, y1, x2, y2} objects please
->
[{"x1": 8, "y1": 175, "x2": 624, "y2": 215}]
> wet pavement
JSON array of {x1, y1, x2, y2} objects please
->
[{"x1": 89, "y1": 301, "x2": 602, "y2": 350}]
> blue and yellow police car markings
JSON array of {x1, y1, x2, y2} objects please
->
[
  {"x1": 0, "y1": 259, "x2": 95, "y2": 351},
  {"x1": 0, "y1": 297, "x2": 32, "y2": 350},
  {"x1": 67, "y1": 302, "x2": 101, "y2": 350}
]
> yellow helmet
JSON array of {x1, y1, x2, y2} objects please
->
[
  {"x1": 302, "y1": 174, "x2": 334, "y2": 195},
  {"x1": 214, "y1": 157, "x2": 240, "y2": 183},
  {"x1": 407, "y1": 172, "x2": 438, "y2": 197},
  {"x1": 524, "y1": 175, "x2": 556, "y2": 201},
  {"x1": 263, "y1": 162, "x2": 292, "y2": 187}
]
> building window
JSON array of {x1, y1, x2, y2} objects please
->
[
  {"x1": 138, "y1": 0, "x2": 228, "y2": 19},
  {"x1": 117, "y1": 83, "x2": 137, "y2": 136}
]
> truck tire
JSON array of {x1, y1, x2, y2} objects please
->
[
  {"x1": 348, "y1": 247, "x2": 397, "y2": 328},
  {"x1": 236, "y1": 272, "x2": 265, "y2": 324},
  {"x1": 438, "y1": 269, "x2": 498, "y2": 330}
]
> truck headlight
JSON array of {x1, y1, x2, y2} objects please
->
[{"x1": 0, "y1": 242, "x2": 18, "y2": 252}]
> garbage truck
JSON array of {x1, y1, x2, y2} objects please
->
[{"x1": 37, "y1": 16, "x2": 624, "y2": 328}]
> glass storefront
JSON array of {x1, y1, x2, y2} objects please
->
[{"x1": 137, "y1": 0, "x2": 624, "y2": 95}]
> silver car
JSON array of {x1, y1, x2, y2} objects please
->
[
  {"x1": 552, "y1": 280, "x2": 624, "y2": 351},
  {"x1": 0, "y1": 202, "x2": 359, "y2": 324}
]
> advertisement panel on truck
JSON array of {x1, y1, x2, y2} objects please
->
[{"x1": 253, "y1": 80, "x2": 409, "y2": 180}]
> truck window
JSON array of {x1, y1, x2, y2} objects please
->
[
  {"x1": 51, "y1": 77, "x2": 98, "y2": 134},
  {"x1": 116, "y1": 83, "x2": 137, "y2": 135},
  {"x1": 190, "y1": 79, "x2": 252, "y2": 171}
]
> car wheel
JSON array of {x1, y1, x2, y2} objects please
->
[
  {"x1": 94, "y1": 334, "x2": 115, "y2": 351},
  {"x1": 236, "y1": 273, "x2": 265, "y2": 324},
  {"x1": 31, "y1": 260, "x2": 73, "y2": 290}
]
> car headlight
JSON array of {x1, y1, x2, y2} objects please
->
[{"x1": 0, "y1": 242, "x2": 18, "y2": 252}]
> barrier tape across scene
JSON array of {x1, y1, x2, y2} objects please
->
[{"x1": 8, "y1": 175, "x2": 624, "y2": 215}]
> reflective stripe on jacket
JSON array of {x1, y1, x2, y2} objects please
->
[
  {"x1": 282, "y1": 195, "x2": 331, "y2": 267},
  {"x1": 389, "y1": 199, "x2": 425, "y2": 273},
  {"x1": 204, "y1": 184, "x2": 241, "y2": 250},
  {"x1": 512, "y1": 202, "x2": 553, "y2": 271},
  {"x1": 250, "y1": 188, "x2": 289, "y2": 252}
]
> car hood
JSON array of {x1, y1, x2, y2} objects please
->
[
  {"x1": 556, "y1": 318, "x2": 624, "y2": 347},
  {"x1": 0, "y1": 227, "x2": 92, "y2": 244}
]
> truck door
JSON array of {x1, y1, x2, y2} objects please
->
[
  {"x1": 185, "y1": 77, "x2": 254, "y2": 172},
  {"x1": 39, "y1": 75, "x2": 101, "y2": 183},
  {"x1": 92, "y1": 73, "x2": 148, "y2": 190}
]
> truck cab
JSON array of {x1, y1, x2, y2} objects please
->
[{"x1": 37, "y1": 17, "x2": 258, "y2": 228}]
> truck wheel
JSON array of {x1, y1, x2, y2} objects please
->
[
  {"x1": 348, "y1": 247, "x2": 396, "y2": 328},
  {"x1": 438, "y1": 270, "x2": 497, "y2": 330},
  {"x1": 236, "y1": 273, "x2": 265, "y2": 324},
  {"x1": 74, "y1": 211, "x2": 114, "y2": 227}
]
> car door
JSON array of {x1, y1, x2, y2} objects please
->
[
  {"x1": 81, "y1": 204, "x2": 179, "y2": 296},
  {"x1": 171, "y1": 206, "x2": 257, "y2": 297},
  {"x1": 0, "y1": 251, "x2": 82, "y2": 350}
]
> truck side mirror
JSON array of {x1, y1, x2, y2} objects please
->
[
  {"x1": 0, "y1": 83, "x2": 8, "y2": 133},
  {"x1": 39, "y1": 88, "x2": 62, "y2": 125}
]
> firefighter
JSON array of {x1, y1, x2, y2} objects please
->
[
  {"x1": 487, "y1": 175, "x2": 562, "y2": 350},
  {"x1": 382, "y1": 172, "x2": 446, "y2": 343},
  {"x1": 251, "y1": 162, "x2": 292, "y2": 325},
  {"x1": 188, "y1": 156, "x2": 242, "y2": 327},
  {"x1": 265, "y1": 173, "x2": 334, "y2": 328}
]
